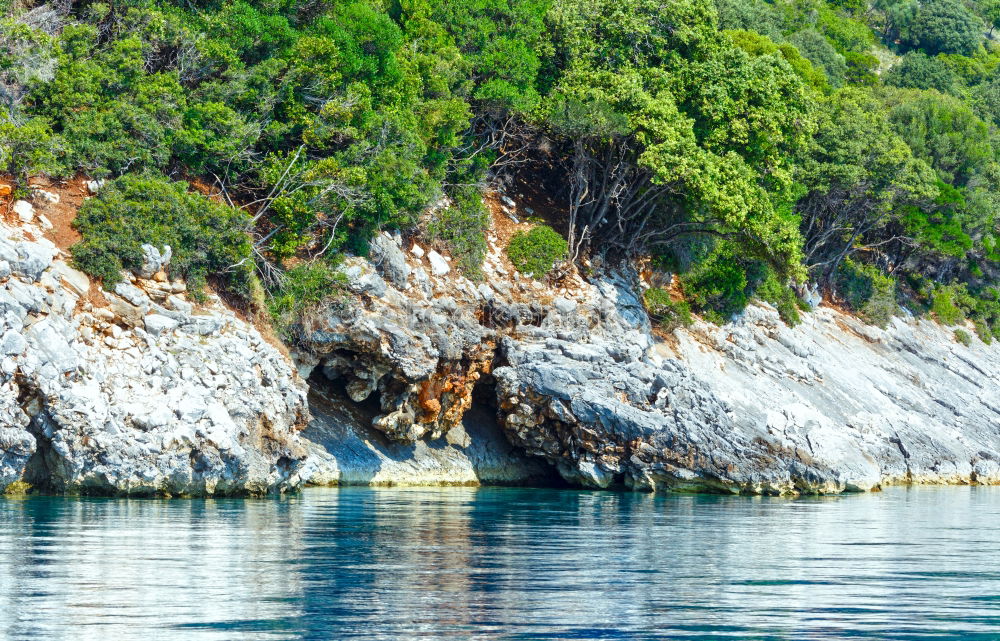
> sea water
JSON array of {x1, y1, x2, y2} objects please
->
[{"x1": 1, "y1": 486, "x2": 998, "y2": 640}]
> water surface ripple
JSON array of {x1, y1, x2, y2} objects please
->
[{"x1": 1, "y1": 486, "x2": 998, "y2": 640}]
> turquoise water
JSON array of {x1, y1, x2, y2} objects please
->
[{"x1": 1, "y1": 486, "x2": 999, "y2": 640}]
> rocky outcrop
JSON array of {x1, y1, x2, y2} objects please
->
[
  {"x1": 293, "y1": 205, "x2": 1000, "y2": 494},
  {"x1": 300, "y1": 385, "x2": 552, "y2": 487},
  {"x1": 11, "y1": 183, "x2": 992, "y2": 495},
  {"x1": 495, "y1": 297, "x2": 1000, "y2": 494},
  {"x1": 0, "y1": 222, "x2": 308, "y2": 496},
  {"x1": 294, "y1": 233, "x2": 499, "y2": 444}
]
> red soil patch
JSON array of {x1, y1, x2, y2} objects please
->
[
  {"x1": 484, "y1": 191, "x2": 534, "y2": 251},
  {"x1": 0, "y1": 173, "x2": 88, "y2": 252}
]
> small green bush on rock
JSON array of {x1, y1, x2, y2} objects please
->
[
  {"x1": 756, "y1": 272, "x2": 803, "y2": 326},
  {"x1": 425, "y1": 187, "x2": 489, "y2": 279},
  {"x1": 643, "y1": 287, "x2": 693, "y2": 330},
  {"x1": 506, "y1": 225, "x2": 567, "y2": 279},
  {"x1": 71, "y1": 173, "x2": 255, "y2": 296},
  {"x1": 267, "y1": 261, "x2": 348, "y2": 339},
  {"x1": 974, "y1": 319, "x2": 993, "y2": 344},
  {"x1": 678, "y1": 244, "x2": 753, "y2": 325},
  {"x1": 931, "y1": 284, "x2": 966, "y2": 325},
  {"x1": 954, "y1": 327, "x2": 972, "y2": 346},
  {"x1": 836, "y1": 259, "x2": 898, "y2": 328}
]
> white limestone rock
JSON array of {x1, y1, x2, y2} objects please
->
[
  {"x1": 137, "y1": 244, "x2": 172, "y2": 279},
  {"x1": 426, "y1": 250, "x2": 450, "y2": 276},
  {"x1": 12, "y1": 201, "x2": 33, "y2": 223},
  {"x1": 50, "y1": 261, "x2": 91, "y2": 297},
  {"x1": 0, "y1": 221, "x2": 309, "y2": 497},
  {"x1": 34, "y1": 190, "x2": 59, "y2": 204},
  {"x1": 144, "y1": 314, "x2": 179, "y2": 335}
]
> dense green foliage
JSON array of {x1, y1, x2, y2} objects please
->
[
  {"x1": 507, "y1": 225, "x2": 567, "y2": 278},
  {"x1": 71, "y1": 174, "x2": 253, "y2": 295},
  {"x1": 3, "y1": 0, "x2": 1000, "y2": 335},
  {"x1": 835, "y1": 259, "x2": 898, "y2": 327},
  {"x1": 643, "y1": 288, "x2": 694, "y2": 330}
]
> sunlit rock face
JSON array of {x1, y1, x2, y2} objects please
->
[
  {"x1": 495, "y1": 297, "x2": 1000, "y2": 495},
  {"x1": 0, "y1": 220, "x2": 308, "y2": 496},
  {"x1": 298, "y1": 215, "x2": 1000, "y2": 494}
]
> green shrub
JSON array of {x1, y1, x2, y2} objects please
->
[
  {"x1": 424, "y1": 187, "x2": 489, "y2": 279},
  {"x1": 931, "y1": 285, "x2": 965, "y2": 325},
  {"x1": 680, "y1": 244, "x2": 756, "y2": 324},
  {"x1": 974, "y1": 319, "x2": 993, "y2": 344},
  {"x1": 835, "y1": 259, "x2": 898, "y2": 328},
  {"x1": 643, "y1": 288, "x2": 693, "y2": 330},
  {"x1": 954, "y1": 327, "x2": 972, "y2": 346},
  {"x1": 0, "y1": 117, "x2": 66, "y2": 184},
  {"x1": 71, "y1": 173, "x2": 255, "y2": 297},
  {"x1": 756, "y1": 272, "x2": 803, "y2": 326},
  {"x1": 507, "y1": 225, "x2": 567, "y2": 279},
  {"x1": 267, "y1": 262, "x2": 348, "y2": 339}
]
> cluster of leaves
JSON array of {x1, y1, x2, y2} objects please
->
[{"x1": 506, "y1": 225, "x2": 567, "y2": 278}]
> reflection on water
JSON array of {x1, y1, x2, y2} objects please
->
[{"x1": 1, "y1": 486, "x2": 999, "y2": 640}]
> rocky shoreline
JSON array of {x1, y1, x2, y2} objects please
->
[
  {"x1": 0, "y1": 202, "x2": 308, "y2": 496},
  {"x1": 2, "y1": 194, "x2": 999, "y2": 497},
  {"x1": 294, "y1": 222, "x2": 1000, "y2": 495}
]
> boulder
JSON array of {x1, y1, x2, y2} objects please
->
[
  {"x1": 137, "y1": 244, "x2": 172, "y2": 279},
  {"x1": 427, "y1": 250, "x2": 450, "y2": 276},
  {"x1": 144, "y1": 314, "x2": 179, "y2": 336},
  {"x1": 50, "y1": 261, "x2": 91, "y2": 297},
  {"x1": 12, "y1": 201, "x2": 33, "y2": 224},
  {"x1": 370, "y1": 233, "x2": 411, "y2": 288},
  {"x1": 14, "y1": 240, "x2": 55, "y2": 281}
]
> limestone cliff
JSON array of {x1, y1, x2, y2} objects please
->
[
  {"x1": 0, "y1": 201, "x2": 308, "y2": 496},
  {"x1": 4, "y1": 185, "x2": 1000, "y2": 497},
  {"x1": 294, "y1": 205, "x2": 1000, "y2": 494}
]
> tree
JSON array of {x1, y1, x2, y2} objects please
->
[
  {"x1": 885, "y1": 52, "x2": 959, "y2": 94},
  {"x1": 900, "y1": 0, "x2": 984, "y2": 55},
  {"x1": 789, "y1": 29, "x2": 848, "y2": 87},
  {"x1": 884, "y1": 88, "x2": 993, "y2": 186},
  {"x1": 0, "y1": 15, "x2": 56, "y2": 121},
  {"x1": 796, "y1": 88, "x2": 939, "y2": 282},
  {"x1": 725, "y1": 29, "x2": 829, "y2": 91},
  {"x1": 979, "y1": 0, "x2": 1000, "y2": 35},
  {"x1": 538, "y1": 0, "x2": 811, "y2": 276}
]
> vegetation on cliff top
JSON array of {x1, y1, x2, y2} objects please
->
[{"x1": 3, "y1": 0, "x2": 1000, "y2": 335}]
